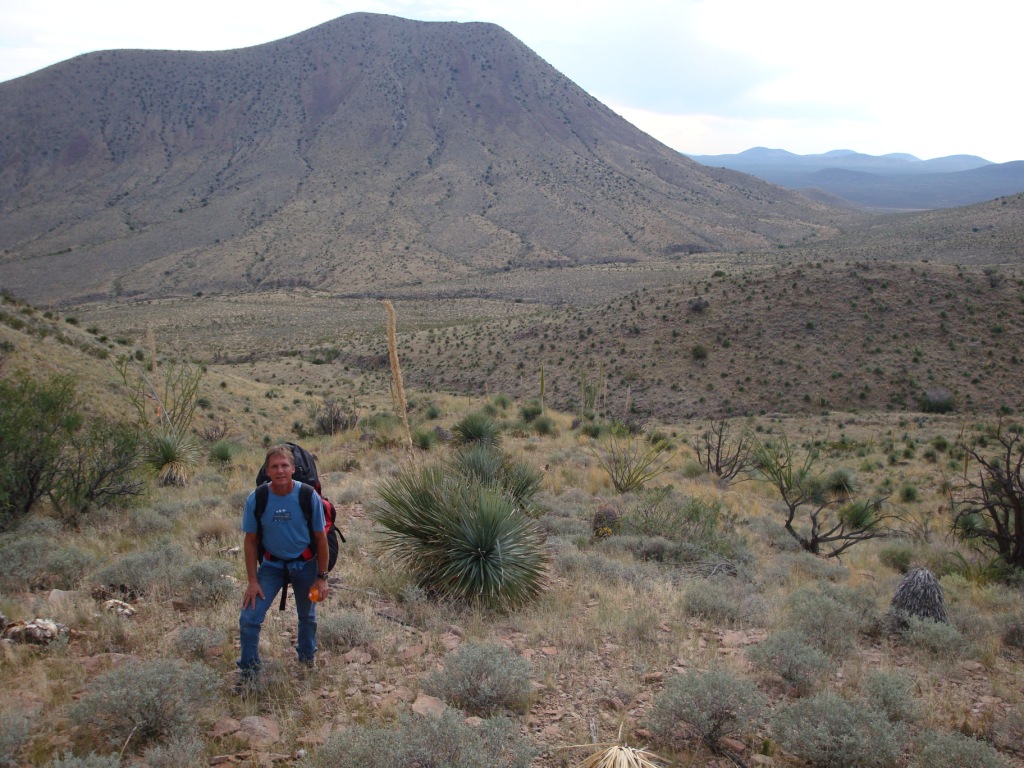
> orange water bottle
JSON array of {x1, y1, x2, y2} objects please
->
[{"x1": 308, "y1": 586, "x2": 321, "y2": 602}]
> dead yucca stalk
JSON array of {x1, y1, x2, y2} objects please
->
[
  {"x1": 382, "y1": 300, "x2": 413, "y2": 453},
  {"x1": 569, "y1": 744, "x2": 665, "y2": 768}
]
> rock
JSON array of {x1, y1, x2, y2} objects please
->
[
  {"x1": 464, "y1": 716, "x2": 484, "y2": 727},
  {"x1": 1, "y1": 618, "x2": 69, "y2": 645},
  {"x1": 442, "y1": 633, "x2": 461, "y2": 650},
  {"x1": 102, "y1": 599, "x2": 136, "y2": 618},
  {"x1": 210, "y1": 717, "x2": 241, "y2": 738},
  {"x1": 400, "y1": 644, "x2": 426, "y2": 659},
  {"x1": 343, "y1": 649, "x2": 372, "y2": 664},
  {"x1": 47, "y1": 589, "x2": 79, "y2": 603},
  {"x1": 239, "y1": 716, "x2": 280, "y2": 746},
  {"x1": 751, "y1": 756, "x2": 775, "y2": 767},
  {"x1": 412, "y1": 694, "x2": 447, "y2": 717},
  {"x1": 720, "y1": 737, "x2": 747, "y2": 753}
]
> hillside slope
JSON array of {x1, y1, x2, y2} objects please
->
[{"x1": 0, "y1": 13, "x2": 853, "y2": 305}]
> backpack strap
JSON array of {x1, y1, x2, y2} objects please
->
[{"x1": 253, "y1": 482, "x2": 317, "y2": 611}]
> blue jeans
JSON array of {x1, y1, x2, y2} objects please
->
[{"x1": 238, "y1": 558, "x2": 318, "y2": 672}]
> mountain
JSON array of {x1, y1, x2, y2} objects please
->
[
  {"x1": 0, "y1": 13, "x2": 853, "y2": 306},
  {"x1": 690, "y1": 148, "x2": 1024, "y2": 210}
]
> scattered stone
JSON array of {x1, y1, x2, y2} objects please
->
[
  {"x1": 343, "y1": 649, "x2": 372, "y2": 664},
  {"x1": 412, "y1": 694, "x2": 446, "y2": 717},
  {"x1": 720, "y1": 737, "x2": 747, "y2": 753},
  {"x1": 541, "y1": 646, "x2": 558, "y2": 656},
  {"x1": 210, "y1": 716, "x2": 241, "y2": 738},
  {"x1": 209, "y1": 755, "x2": 237, "y2": 765},
  {"x1": 464, "y1": 716, "x2": 484, "y2": 727},
  {"x1": 751, "y1": 756, "x2": 775, "y2": 767},
  {"x1": 441, "y1": 633, "x2": 461, "y2": 650},
  {"x1": 400, "y1": 644, "x2": 426, "y2": 659},
  {"x1": 239, "y1": 716, "x2": 280, "y2": 746}
]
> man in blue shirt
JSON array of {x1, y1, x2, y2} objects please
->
[{"x1": 237, "y1": 445, "x2": 329, "y2": 684}]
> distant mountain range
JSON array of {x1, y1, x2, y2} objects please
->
[
  {"x1": 689, "y1": 148, "x2": 1024, "y2": 210},
  {"x1": 0, "y1": 13, "x2": 853, "y2": 305}
]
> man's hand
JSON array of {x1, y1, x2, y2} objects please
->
[
  {"x1": 242, "y1": 581, "x2": 265, "y2": 610},
  {"x1": 314, "y1": 577, "x2": 329, "y2": 600}
]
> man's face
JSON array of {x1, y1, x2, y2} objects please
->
[{"x1": 266, "y1": 455, "x2": 295, "y2": 485}]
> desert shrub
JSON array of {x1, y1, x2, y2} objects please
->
[
  {"x1": 992, "y1": 705, "x2": 1024, "y2": 754},
  {"x1": 140, "y1": 734, "x2": 206, "y2": 768},
  {"x1": 1001, "y1": 613, "x2": 1024, "y2": 649},
  {"x1": 48, "y1": 753, "x2": 122, "y2": 768},
  {"x1": 0, "y1": 711, "x2": 30, "y2": 768},
  {"x1": 920, "y1": 388, "x2": 956, "y2": 414},
  {"x1": 177, "y1": 559, "x2": 233, "y2": 607},
  {"x1": 898, "y1": 616, "x2": 967, "y2": 659},
  {"x1": 519, "y1": 400, "x2": 543, "y2": 423},
  {"x1": 452, "y1": 411, "x2": 502, "y2": 447},
  {"x1": 646, "y1": 668, "x2": 766, "y2": 751},
  {"x1": 0, "y1": 535, "x2": 97, "y2": 592},
  {"x1": 317, "y1": 612, "x2": 378, "y2": 650},
  {"x1": 424, "y1": 402, "x2": 443, "y2": 420},
  {"x1": 208, "y1": 439, "x2": 234, "y2": 464},
  {"x1": 422, "y1": 641, "x2": 532, "y2": 715},
  {"x1": 173, "y1": 626, "x2": 226, "y2": 660},
  {"x1": 771, "y1": 693, "x2": 906, "y2": 768},
  {"x1": 92, "y1": 543, "x2": 227, "y2": 605},
  {"x1": 620, "y1": 488, "x2": 717, "y2": 541},
  {"x1": 787, "y1": 584, "x2": 874, "y2": 658},
  {"x1": 909, "y1": 729, "x2": 1009, "y2": 768},
  {"x1": 532, "y1": 415, "x2": 556, "y2": 436},
  {"x1": 747, "y1": 629, "x2": 829, "y2": 695},
  {"x1": 591, "y1": 433, "x2": 672, "y2": 493},
  {"x1": 681, "y1": 577, "x2": 764, "y2": 627},
  {"x1": 0, "y1": 374, "x2": 81, "y2": 529},
  {"x1": 411, "y1": 426, "x2": 439, "y2": 451},
  {"x1": 578, "y1": 421, "x2": 608, "y2": 439},
  {"x1": 128, "y1": 506, "x2": 175, "y2": 535},
  {"x1": 70, "y1": 658, "x2": 218, "y2": 746},
  {"x1": 861, "y1": 670, "x2": 920, "y2": 724},
  {"x1": 878, "y1": 541, "x2": 915, "y2": 573},
  {"x1": 303, "y1": 710, "x2": 535, "y2": 768},
  {"x1": 747, "y1": 517, "x2": 803, "y2": 552},
  {"x1": 371, "y1": 464, "x2": 548, "y2": 609}
]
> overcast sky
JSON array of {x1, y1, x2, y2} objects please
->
[{"x1": 0, "y1": 0, "x2": 1019, "y2": 162}]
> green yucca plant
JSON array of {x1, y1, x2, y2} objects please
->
[
  {"x1": 371, "y1": 464, "x2": 548, "y2": 610},
  {"x1": 145, "y1": 429, "x2": 202, "y2": 486},
  {"x1": 449, "y1": 444, "x2": 545, "y2": 518},
  {"x1": 452, "y1": 411, "x2": 502, "y2": 447}
]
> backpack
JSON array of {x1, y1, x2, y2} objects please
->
[{"x1": 253, "y1": 443, "x2": 344, "y2": 608}]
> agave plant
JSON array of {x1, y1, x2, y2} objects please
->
[{"x1": 371, "y1": 464, "x2": 548, "y2": 610}]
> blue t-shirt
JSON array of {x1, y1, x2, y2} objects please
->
[{"x1": 241, "y1": 482, "x2": 326, "y2": 562}]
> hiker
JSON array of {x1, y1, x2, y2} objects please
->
[{"x1": 237, "y1": 445, "x2": 330, "y2": 681}]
